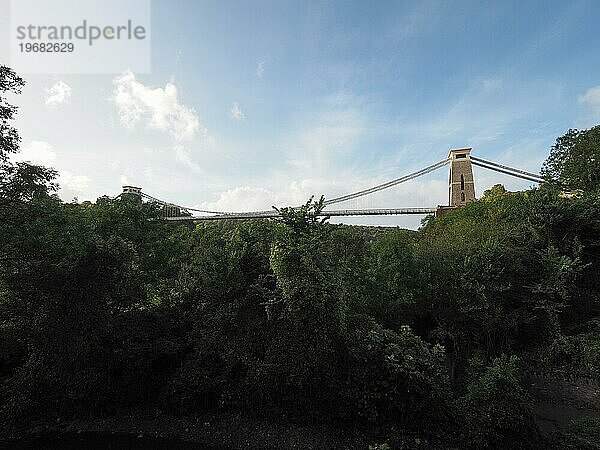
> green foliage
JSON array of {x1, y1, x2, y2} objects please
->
[
  {"x1": 458, "y1": 355, "x2": 540, "y2": 448},
  {"x1": 369, "y1": 443, "x2": 391, "y2": 450},
  {"x1": 0, "y1": 66, "x2": 25, "y2": 161},
  {"x1": 559, "y1": 417, "x2": 600, "y2": 450},
  {"x1": 482, "y1": 183, "x2": 507, "y2": 199},
  {"x1": 541, "y1": 126, "x2": 600, "y2": 192},
  {"x1": 162, "y1": 352, "x2": 230, "y2": 414},
  {"x1": 266, "y1": 196, "x2": 346, "y2": 399},
  {"x1": 404, "y1": 185, "x2": 598, "y2": 384},
  {"x1": 341, "y1": 320, "x2": 451, "y2": 428},
  {"x1": 367, "y1": 229, "x2": 420, "y2": 329},
  {"x1": 166, "y1": 220, "x2": 276, "y2": 414},
  {"x1": 545, "y1": 329, "x2": 600, "y2": 381}
]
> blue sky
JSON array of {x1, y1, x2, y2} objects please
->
[{"x1": 4, "y1": 0, "x2": 600, "y2": 227}]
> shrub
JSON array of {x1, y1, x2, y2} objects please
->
[
  {"x1": 546, "y1": 331, "x2": 600, "y2": 381},
  {"x1": 340, "y1": 317, "x2": 452, "y2": 431},
  {"x1": 559, "y1": 417, "x2": 600, "y2": 450},
  {"x1": 458, "y1": 355, "x2": 540, "y2": 448},
  {"x1": 161, "y1": 352, "x2": 231, "y2": 414}
]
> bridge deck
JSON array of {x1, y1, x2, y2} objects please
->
[{"x1": 165, "y1": 207, "x2": 437, "y2": 221}]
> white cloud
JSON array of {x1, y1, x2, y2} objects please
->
[
  {"x1": 256, "y1": 61, "x2": 265, "y2": 78},
  {"x1": 199, "y1": 173, "x2": 449, "y2": 218},
  {"x1": 14, "y1": 141, "x2": 93, "y2": 201},
  {"x1": 15, "y1": 140, "x2": 57, "y2": 166},
  {"x1": 56, "y1": 170, "x2": 91, "y2": 201},
  {"x1": 174, "y1": 145, "x2": 201, "y2": 172},
  {"x1": 201, "y1": 186, "x2": 274, "y2": 212},
  {"x1": 60, "y1": 171, "x2": 90, "y2": 193},
  {"x1": 200, "y1": 177, "x2": 365, "y2": 213},
  {"x1": 287, "y1": 106, "x2": 363, "y2": 173},
  {"x1": 112, "y1": 70, "x2": 202, "y2": 141},
  {"x1": 45, "y1": 81, "x2": 72, "y2": 106},
  {"x1": 579, "y1": 86, "x2": 600, "y2": 117},
  {"x1": 230, "y1": 102, "x2": 245, "y2": 120}
]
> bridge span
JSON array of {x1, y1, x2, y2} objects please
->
[
  {"x1": 120, "y1": 147, "x2": 544, "y2": 221},
  {"x1": 163, "y1": 207, "x2": 438, "y2": 221}
]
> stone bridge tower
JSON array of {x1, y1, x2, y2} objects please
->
[
  {"x1": 448, "y1": 147, "x2": 475, "y2": 207},
  {"x1": 121, "y1": 185, "x2": 143, "y2": 204}
]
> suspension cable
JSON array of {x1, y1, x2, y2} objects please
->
[
  {"x1": 471, "y1": 160, "x2": 544, "y2": 183},
  {"x1": 324, "y1": 158, "x2": 449, "y2": 206},
  {"x1": 470, "y1": 156, "x2": 544, "y2": 181},
  {"x1": 140, "y1": 192, "x2": 229, "y2": 215}
]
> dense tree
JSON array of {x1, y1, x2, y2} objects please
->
[
  {"x1": 0, "y1": 66, "x2": 25, "y2": 161},
  {"x1": 541, "y1": 126, "x2": 600, "y2": 192},
  {"x1": 459, "y1": 355, "x2": 540, "y2": 448}
]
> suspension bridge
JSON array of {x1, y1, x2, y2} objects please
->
[{"x1": 120, "y1": 148, "x2": 545, "y2": 221}]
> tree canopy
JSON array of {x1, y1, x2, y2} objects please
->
[{"x1": 541, "y1": 125, "x2": 600, "y2": 192}]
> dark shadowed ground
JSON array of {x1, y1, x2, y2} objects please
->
[
  {"x1": 527, "y1": 374, "x2": 600, "y2": 437},
  {"x1": 1, "y1": 410, "x2": 421, "y2": 450}
]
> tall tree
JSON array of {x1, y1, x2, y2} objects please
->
[
  {"x1": 0, "y1": 66, "x2": 25, "y2": 162},
  {"x1": 0, "y1": 66, "x2": 57, "y2": 262},
  {"x1": 541, "y1": 125, "x2": 600, "y2": 192}
]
